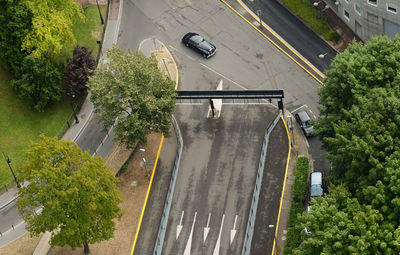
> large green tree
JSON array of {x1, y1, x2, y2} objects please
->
[
  {"x1": 17, "y1": 135, "x2": 122, "y2": 254},
  {"x1": 88, "y1": 46, "x2": 176, "y2": 148},
  {"x1": 314, "y1": 36, "x2": 400, "y2": 190},
  {"x1": 0, "y1": 0, "x2": 32, "y2": 72},
  {"x1": 11, "y1": 56, "x2": 62, "y2": 112},
  {"x1": 21, "y1": 0, "x2": 84, "y2": 59},
  {"x1": 294, "y1": 185, "x2": 400, "y2": 255}
]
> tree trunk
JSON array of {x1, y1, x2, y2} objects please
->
[{"x1": 84, "y1": 242, "x2": 90, "y2": 254}]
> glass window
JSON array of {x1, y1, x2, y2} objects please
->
[
  {"x1": 387, "y1": 4, "x2": 397, "y2": 14},
  {"x1": 367, "y1": 12, "x2": 379, "y2": 23},
  {"x1": 368, "y1": 0, "x2": 377, "y2": 6},
  {"x1": 355, "y1": 3, "x2": 361, "y2": 15},
  {"x1": 344, "y1": 10, "x2": 350, "y2": 20}
]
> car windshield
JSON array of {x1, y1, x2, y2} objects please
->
[
  {"x1": 191, "y1": 35, "x2": 204, "y2": 44},
  {"x1": 310, "y1": 184, "x2": 323, "y2": 197}
]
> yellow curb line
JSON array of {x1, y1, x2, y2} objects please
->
[
  {"x1": 130, "y1": 46, "x2": 179, "y2": 255},
  {"x1": 272, "y1": 115, "x2": 292, "y2": 255},
  {"x1": 220, "y1": 0, "x2": 325, "y2": 86},
  {"x1": 130, "y1": 135, "x2": 164, "y2": 255}
]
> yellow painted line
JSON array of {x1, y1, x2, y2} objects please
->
[
  {"x1": 236, "y1": 0, "x2": 325, "y2": 79},
  {"x1": 220, "y1": 0, "x2": 324, "y2": 86},
  {"x1": 271, "y1": 116, "x2": 291, "y2": 255},
  {"x1": 130, "y1": 135, "x2": 165, "y2": 255}
]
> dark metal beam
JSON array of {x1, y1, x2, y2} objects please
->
[{"x1": 176, "y1": 90, "x2": 284, "y2": 100}]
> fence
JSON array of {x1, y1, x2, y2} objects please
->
[
  {"x1": 241, "y1": 113, "x2": 282, "y2": 255},
  {"x1": 153, "y1": 115, "x2": 183, "y2": 255}
]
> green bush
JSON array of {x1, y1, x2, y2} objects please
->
[
  {"x1": 283, "y1": 157, "x2": 310, "y2": 255},
  {"x1": 292, "y1": 157, "x2": 309, "y2": 203},
  {"x1": 284, "y1": 202, "x2": 304, "y2": 255}
]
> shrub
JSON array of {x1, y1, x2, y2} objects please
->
[
  {"x1": 292, "y1": 157, "x2": 309, "y2": 203},
  {"x1": 283, "y1": 157, "x2": 310, "y2": 255}
]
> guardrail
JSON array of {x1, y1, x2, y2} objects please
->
[
  {"x1": 241, "y1": 113, "x2": 282, "y2": 255},
  {"x1": 153, "y1": 115, "x2": 183, "y2": 255}
]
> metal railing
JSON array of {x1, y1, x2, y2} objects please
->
[
  {"x1": 241, "y1": 113, "x2": 282, "y2": 255},
  {"x1": 153, "y1": 115, "x2": 183, "y2": 255}
]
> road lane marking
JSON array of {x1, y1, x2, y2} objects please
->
[
  {"x1": 177, "y1": 211, "x2": 184, "y2": 240},
  {"x1": 213, "y1": 214, "x2": 225, "y2": 255},
  {"x1": 183, "y1": 212, "x2": 197, "y2": 255},
  {"x1": 204, "y1": 213, "x2": 211, "y2": 243},
  {"x1": 230, "y1": 215, "x2": 238, "y2": 244},
  {"x1": 199, "y1": 63, "x2": 247, "y2": 90}
]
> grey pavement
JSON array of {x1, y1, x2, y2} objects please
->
[{"x1": 0, "y1": 0, "x2": 123, "y2": 250}]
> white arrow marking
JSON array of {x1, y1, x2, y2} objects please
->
[
  {"x1": 213, "y1": 214, "x2": 225, "y2": 255},
  {"x1": 230, "y1": 215, "x2": 238, "y2": 244},
  {"x1": 183, "y1": 212, "x2": 197, "y2": 255},
  {"x1": 203, "y1": 213, "x2": 211, "y2": 243},
  {"x1": 176, "y1": 211, "x2": 184, "y2": 240}
]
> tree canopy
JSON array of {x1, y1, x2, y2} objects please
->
[
  {"x1": 0, "y1": 0, "x2": 32, "y2": 72},
  {"x1": 315, "y1": 36, "x2": 400, "y2": 191},
  {"x1": 64, "y1": 45, "x2": 96, "y2": 95},
  {"x1": 21, "y1": 0, "x2": 84, "y2": 59},
  {"x1": 294, "y1": 185, "x2": 400, "y2": 255},
  {"x1": 11, "y1": 56, "x2": 62, "y2": 112},
  {"x1": 88, "y1": 46, "x2": 177, "y2": 148},
  {"x1": 17, "y1": 135, "x2": 122, "y2": 254}
]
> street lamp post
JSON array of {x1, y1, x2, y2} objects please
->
[
  {"x1": 95, "y1": 0, "x2": 104, "y2": 25},
  {"x1": 69, "y1": 91, "x2": 79, "y2": 124},
  {"x1": 3, "y1": 153, "x2": 21, "y2": 188},
  {"x1": 139, "y1": 148, "x2": 149, "y2": 177},
  {"x1": 269, "y1": 224, "x2": 278, "y2": 254}
]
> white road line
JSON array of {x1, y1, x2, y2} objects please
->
[
  {"x1": 291, "y1": 104, "x2": 308, "y2": 114},
  {"x1": 183, "y1": 212, "x2": 197, "y2": 255},
  {"x1": 230, "y1": 215, "x2": 238, "y2": 244},
  {"x1": 177, "y1": 211, "x2": 184, "y2": 240},
  {"x1": 213, "y1": 214, "x2": 225, "y2": 255},
  {"x1": 204, "y1": 213, "x2": 211, "y2": 243},
  {"x1": 199, "y1": 63, "x2": 247, "y2": 90}
]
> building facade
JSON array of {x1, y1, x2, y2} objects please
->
[{"x1": 325, "y1": 0, "x2": 400, "y2": 41}]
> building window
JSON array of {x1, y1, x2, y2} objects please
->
[
  {"x1": 368, "y1": 0, "x2": 378, "y2": 6},
  {"x1": 367, "y1": 12, "x2": 379, "y2": 24},
  {"x1": 387, "y1": 4, "x2": 397, "y2": 14},
  {"x1": 344, "y1": 10, "x2": 350, "y2": 20},
  {"x1": 355, "y1": 3, "x2": 361, "y2": 15}
]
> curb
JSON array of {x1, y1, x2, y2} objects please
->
[{"x1": 0, "y1": 197, "x2": 17, "y2": 211}]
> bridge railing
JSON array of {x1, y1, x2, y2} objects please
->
[{"x1": 153, "y1": 115, "x2": 183, "y2": 255}]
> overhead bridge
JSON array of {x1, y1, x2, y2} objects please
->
[{"x1": 176, "y1": 90, "x2": 285, "y2": 114}]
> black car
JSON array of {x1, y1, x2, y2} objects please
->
[{"x1": 182, "y1": 32, "x2": 216, "y2": 58}]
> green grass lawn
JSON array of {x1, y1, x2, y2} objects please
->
[
  {"x1": 282, "y1": 0, "x2": 340, "y2": 42},
  {"x1": 0, "y1": 5, "x2": 106, "y2": 189}
]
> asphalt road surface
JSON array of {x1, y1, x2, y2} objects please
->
[{"x1": 162, "y1": 104, "x2": 279, "y2": 255}]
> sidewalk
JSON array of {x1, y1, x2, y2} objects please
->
[{"x1": 0, "y1": 0, "x2": 123, "y2": 251}]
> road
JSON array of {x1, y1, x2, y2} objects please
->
[{"x1": 125, "y1": 0, "x2": 326, "y2": 253}]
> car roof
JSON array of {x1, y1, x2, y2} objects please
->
[
  {"x1": 297, "y1": 110, "x2": 311, "y2": 122},
  {"x1": 311, "y1": 172, "x2": 322, "y2": 185}
]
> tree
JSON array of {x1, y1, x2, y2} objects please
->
[
  {"x1": 294, "y1": 185, "x2": 400, "y2": 255},
  {"x1": 11, "y1": 56, "x2": 62, "y2": 112},
  {"x1": 314, "y1": 36, "x2": 400, "y2": 189},
  {"x1": 21, "y1": 0, "x2": 84, "y2": 59},
  {"x1": 88, "y1": 46, "x2": 177, "y2": 148},
  {"x1": 64, "y1": 45, "x2": 96, "y2": 95},
  {"x1": 17, "y1": 135, "x2": 122, "y2": 254},
  {"x1": 0, "y1": 0, "x2": 32, "y2": 72}
]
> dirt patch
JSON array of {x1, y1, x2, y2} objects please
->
[
  {"x1": 48, "y1": 132, "x2": 162, "y2": 255},
  {"x1": 0, "y1": 233, "x2": 42, "y2": 255}
]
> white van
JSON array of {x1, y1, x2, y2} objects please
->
[{"x1": 310, "y1": 172, "x2": 323, "y2": 198}]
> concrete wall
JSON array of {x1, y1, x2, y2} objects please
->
[
  {"x1": 327, "y1": 0, "x2": 400, "y2": 41},
  {"x1": 76, "y1": 0, "x2": 108, "y2": 7}
]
